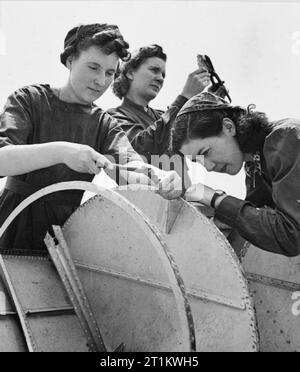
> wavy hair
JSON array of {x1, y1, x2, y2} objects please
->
[
  {"x1": 112, "y1": 44, "x2": 167, "y2": 99},
  {"x1": 60, "y1": 23, "x2": 130, "y2": 66},
  {"x1": 170, "y1": 105, "x2": 273, "y2": 154}
]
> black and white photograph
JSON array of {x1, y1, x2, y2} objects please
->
[{"x1": 0, "y1": 0, "x2": 299, "y2": 354}]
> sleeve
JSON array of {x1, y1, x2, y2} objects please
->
[
  {"x1": 0, "y1": 88, "x2": 33, "y2": 148},
  {"x1": 100, "y1": 113, "x2": 143, "y2": 165},
  {"x1": 111, "y1": 95, "x2": 187, "y2": 159},
  {"x1": 215, "y1": 125, "x2": 300, "y2": 257}
]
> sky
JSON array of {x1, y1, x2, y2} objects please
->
[{"x1": 1, "y1": 0, "x2": 300, "y2": 197}]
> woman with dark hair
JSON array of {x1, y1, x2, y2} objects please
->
[
  {"x1": 108, "y1": 44, "x2": 210, "y2": 161},
  {"x1": 171, "y1": 92, "x2": 300, "y2": 257},
  {"x1": 0, "y1": 24, "x2": 183, "y2": 255}
]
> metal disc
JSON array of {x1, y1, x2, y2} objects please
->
[
  {"x1": 63, "y1": 193, "x2": 195, "y2": 352},
  {"x1": 118, "y1": 189, "x2": 259, "y2": 352}
]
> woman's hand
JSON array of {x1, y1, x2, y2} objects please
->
[
  {"x1": 154, "y1": 169, "x2": 183, "y2": 200},
  {"x1": 181, "y1": 69, "x2": 211, "y2": 99},
  {"x1": 185, "y1": 183, "x2": 215, "y2": 205},
  {"x1": 185, "y1": 183, "x2": 227, "y2": 208},
  {"x1": 62, "y1": 143, "x2": 114, "y2": 174}
]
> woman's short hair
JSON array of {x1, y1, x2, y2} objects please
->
[
  {"x1": 60, "y1": 23, "x2": 130, "y2": 66},
  {"x1": 112, "y1": 44, "x2": 167, "y2": 99},
  {"x1": 170, "y1": 105, "x2": 271, "y2": 154}
]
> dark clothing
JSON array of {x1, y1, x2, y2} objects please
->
[
  {"x1": 0, "y1": 84, "x2": 141, "y2": 254},
  {"x1": 215, "y1": 119, "x2": 300, "y2": 257},
  {"x1": 107, "y1": 95, "x2": 188, "y2": 161}
]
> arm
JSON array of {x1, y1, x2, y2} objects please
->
[
  {"x1": 0, "y1": 142, "x2": 70, "y2": 176},
  {"x1": 215, "y1": 126, "x2": 300, "y2": 257},
  {"x1": 110, "y1": 70, "x2": 210, "y2": 158},
  {"x1": 100, "y1": 114, "x2": 183, "y2": 198},
  {"x1": 0, "y1": 88, "x2": 113, "y2": 177},
  {"x1": 0, "y1": 141, "x2": 116, "y2": 177},
  {"x1": 110, "y1": 95, "x2": 188, "y2": 158}
]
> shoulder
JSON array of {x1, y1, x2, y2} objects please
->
[
  {"x1": 107, "y1": 104, "x2": 133, "y2": 119},
  {"x1": 263, "y1": 119, "x2": 300, "y2": 177},
  {"x1": 11, "y1": 84, "x2": 51, "y2": 98},
  {"x1": 6, "y1": 84, "x2": 53, "y2": 105},
  {"x1": 264, "y1": 119, "x2": 300, "y2": 151},
  {"x1": 106, "y1": 105, "x2": 139, "y2": 126},
  {"x1": 97, "y1": 110, "x2": 122, "y2": 130}
]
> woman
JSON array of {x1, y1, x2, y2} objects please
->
[
  {"x1": 170, "y1": 91, "x2": 300, "y2": 257},
  {"x1": 0, "y1": 23, "x2": 182, "y2": 255},
  {"x1": 108, "y1": 44, "x2": 209, "y2": 160}
]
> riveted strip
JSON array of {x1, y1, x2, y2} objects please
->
[
  {"x1": 246, "y1": 272, "x2": 300, "y2": 292},
  {"x1": 75, "y1": 261, "x2": 246, "y2": 310},
  {"x1": 0, "y1": 255, "x2": 38, "y2": 352}
]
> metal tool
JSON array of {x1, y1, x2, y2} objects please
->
[{"x1": 197, "y1": 54, "x2": 231, "y2": 102}]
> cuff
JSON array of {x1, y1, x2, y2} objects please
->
[
  {"x1": 171, "y1": 95, "x2": 188, "y2": 108},
  {"x1": 214, "y1": 196, "x2": 249, "y2": 227}
]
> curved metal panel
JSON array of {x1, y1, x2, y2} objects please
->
[
  {"x1": 63, "y1": 194, "x2": 195, "y2": 352},
  {"x1": 118, "y1": 189, "x2": 259, "y2": 352}
]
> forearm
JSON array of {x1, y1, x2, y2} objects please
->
[
  {"x1": 128, "y1": 96, "x2": 188, "y2": 157},
  {"x1": 0, "y1": 142, "x2": 66, "y2": 177},
  {"x1": 186, "y1": 183, "x2": 300, "y2": 257},
  {"x1": 185, "y1": 183, "x2": 227, "y2": 206},
  {"x1": 215, "y1": 196, "x2": 300, "y2": 257}
]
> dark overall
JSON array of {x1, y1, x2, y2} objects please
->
[{"x1": 0, "y1": 84, "x2": 141, "y2": 254}]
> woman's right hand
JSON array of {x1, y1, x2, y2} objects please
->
[
  {"x1": 181, "y1": 69, "x2": 211, "y2": 99},
  {"x1": 61, "y1": 143, "x2": 114, "y2": 174}
]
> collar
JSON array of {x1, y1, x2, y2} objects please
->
[{"x1": 123, "y1": 97, "x2": 149, "y2": 113}]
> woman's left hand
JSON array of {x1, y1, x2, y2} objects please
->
[{"x1": 154, "y1": 169, "x2": 183, "y2": 200}]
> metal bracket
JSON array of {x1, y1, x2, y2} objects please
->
[{"x1": 44, "y1": 226, "x2": 107, "y2": 352}]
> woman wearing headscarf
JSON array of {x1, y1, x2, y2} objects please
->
[
  {"x1": 170, "y1": 92, "x2": 300, "y2": 257},
  {"x1": 0, "y1": 24, "x2": 183, "y2": 255}
]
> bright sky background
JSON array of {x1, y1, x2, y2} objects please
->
[{"x1": 1, "y1": 0, "x2": 300, "y2": 197}]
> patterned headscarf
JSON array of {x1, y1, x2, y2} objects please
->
[{"x1": 177, "y1": 91, "x2": 240, "y2": 118}]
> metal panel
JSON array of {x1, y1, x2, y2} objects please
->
[
  {"x1": 0, "y1": 256, "x2": 89, "y2": 352},
  {"x1": 243, "y1": 243, "x2": 300, "y2": 352},
  {"x1": 0, "y1": 277, "x2": 26, "y2": 352},
  {"x1": 117, "y1": 189, "x2": 258, "y2": 352},
  {"x1": 63, "y1": 194, "x2": 195, "y2": 352},
  {"x1": 0, "y1": 182, "x2": 195, "y2": 352},
  {"x1": 63, "y1": 190, "x2": 258, "y2": 352}
]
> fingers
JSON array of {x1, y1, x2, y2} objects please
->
[
  {"x1": 155, "y1": 171, "x2": 183, "y2": 200},
  {"x1": 93, "y1": 152, "x2": 114, "y2": 171},
  {"x1": 190, "y1": 68, "x2": 208, "y2": 75},
  {"x1": 88, "y1": 162, "x2": 101, "y2": 175},
  {"x1": 196, "y1": 71, "x2": 211, "y2": 87},
  {"x1": 149, "y1": 168, "x2": 161, "y2": 184}
]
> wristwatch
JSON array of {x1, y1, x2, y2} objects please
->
[{"x1": 210, "y1": 189, "x2": 226, "y2": 209}]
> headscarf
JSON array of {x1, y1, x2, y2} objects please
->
[{"x1": 177, "y1": 91, "x2": 238, "y2": 118}]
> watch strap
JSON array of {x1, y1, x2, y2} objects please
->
[{"x1": 210, "y1": 190, "x2": 226, "y2": 208}]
